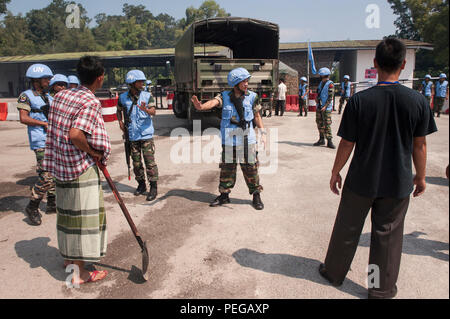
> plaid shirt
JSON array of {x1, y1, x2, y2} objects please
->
[{"x1": 43, "y1": 86, "x2": 111, "y2": 181}]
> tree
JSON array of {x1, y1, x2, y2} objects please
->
[
  {"x1": 0, "y1": 0, "x2": 230, "y2": 56},
  {"x1": 23, "y1": 0, "x2": 97, "y2": 53},
  {"x1": 0, "y1": 0, "x2": 10, "y2": 15},
  {"x1": 387, "y1": 0, "x2": 449, "y2": 74},
  {"x1": 0, "y1": 13, "x2": 35, "y2": 56},
  {"x1": 122, "y1": 4, "x2": 154, "y2": 24},
  {"x1": 182, "y1": 0, "x2": 230, "y2": 29}
]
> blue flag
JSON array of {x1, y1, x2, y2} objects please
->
[{"x1": 308, "y1": 42, "x2": 317, "y2": 75}]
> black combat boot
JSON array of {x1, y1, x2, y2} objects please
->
[
  {"x1": 25, "y1": 199, "x2": 42, "y2": 226},
  {"x1": 134, "y1": 181, "x2": 147, "y2": 196},
  {"x1": 46, "y1": 195, "x2": 57, "y2": 214},
  {"x1": 210, "y1": 193, "x2": 230, "y2": 207},
  {"x1": 146, "y1": 181, "x2": 158, "y2": 202},
  {"x1": 327, "y1": 139, "x2": 336, "y2": 149},
  {"x1": 252, "y1": 192, "x2": 264, "y2": 210},
  {"x1": 313, "y1": 137, "x2": 325, "y2": 146}
]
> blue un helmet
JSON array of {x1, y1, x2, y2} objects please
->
[
  {"x1": 300, "y1": 76, "x2": 307, "y2": 82},
  {"x1": 343, "y1": 75, "x2": 350, "y2": 80},
  {"x1": 424, "y1": 74, "x2": 431, "y2": 80},
  {"x1": 26, "y1": 64, "x2": 53, "y2": 79},
  {"x1": 68, "y1": 75, "x2": 80, "y2": 85},
  {"x1": 50, "y1": 74, "x2": 69, "y2": 87},
  {"x1": 440, "y1": 73, "x2": 447, "y2": 79},
  {"x1": 228, "y1": 68, "x2": 251, "y2": 87},
  {"x1": 318, "y1": 67, "x2": 331, "y2": 77},
  {"x1": 146, "y1": 80, "x2": 152, "y2": 85},
  {"x1": 126, "y1": 70, "x2": 147, "y2": 84}
]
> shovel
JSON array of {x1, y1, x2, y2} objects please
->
[{"x1": 96, "y1": 160, "x2": 149, "y2": 281}]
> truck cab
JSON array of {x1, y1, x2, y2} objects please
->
[{"x1": 173, "y1": 17, "x2": 280, "y2": 124}]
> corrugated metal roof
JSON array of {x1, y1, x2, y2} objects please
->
[
  {"x1": 280, "y1": 39, "x2": 432, "y2": 51},
  {"x1": 0, "y1": 40, "x2": 432, "y2": 63},
  {"x1": 0, "y1": 46, "x2": 224, "y2": 63}
]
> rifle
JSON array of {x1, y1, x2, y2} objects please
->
[
  {"x1": 230, "y1": 93, "x2": 250, "y2": 163},
  {"x1": 122, "y1": 108, "x2": 132, "y2": 181},
  {"x1": 41, "y1": 98, "x2": 50, "y2": 119},
  {"x1": 317, "y1": 84, "x2": 328, "y2": 124}
]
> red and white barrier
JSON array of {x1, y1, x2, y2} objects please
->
[
  {"x1": 100, "y1": 98, "x2": 118, "y2": 122},
  {"x1": 167, "y1": 92, "x2": 174, "y2": 110},
  {"x1": 0, "y1": 102, "x2": 7, "y2": 121},
  {"x1": 308, "y1": 93, "x2": 317, "y2": 112}
]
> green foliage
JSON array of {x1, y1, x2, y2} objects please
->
[
  {"x1": 0, "y1": 0, "x2": 10, "y2": 15},
  {"x1": 183, "y1": 0, "x2": 231, "y2": 29},
  {"x1": 387, "y1": 0, "x2": 449, "y2": 74},
  {"x1": 0, "y1": 0, "x2": 229, "y2": 56},
  {"x1": 0, "y1": 13, "x2": 35, "y2": 55}
]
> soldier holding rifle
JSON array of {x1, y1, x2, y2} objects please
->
[{"x1": 117, "y1": 70, "x2": 159, "y2": 201}]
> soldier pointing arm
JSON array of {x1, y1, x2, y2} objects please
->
[{"x1": 191, "y1": 68, "x2": 266, "y2": 211}]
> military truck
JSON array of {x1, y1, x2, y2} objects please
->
[{"x1": 173, "y1": 17, "x2": 279, "y2": 123}]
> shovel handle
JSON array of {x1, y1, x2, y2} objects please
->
[{"x1": 95, "y1": 160, "x2": 142, "y2": 241}]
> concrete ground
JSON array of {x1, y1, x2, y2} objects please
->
[{"x1": 0, "y1": 109, "x2": 448, "y2": 299}]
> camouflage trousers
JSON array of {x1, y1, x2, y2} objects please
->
[
  {"x1": 338, "y1": 97, "x2": 349, "y2": 113},
  {"x1": 31, "y1": 148, "x2": 55, "y2": 201},
  {"x1": 219, "y1": 144, "x2": 263, "y2": 195},
  {"x1": 131, "y1": 139, "x2": 159, "y2": 183},
  {"x1": 316, "y1": 110, "x2": 333, "y2": 140},
  {"x1": 425, "y1": 96, "x2": 432, "y2": 108},
  {"x1": 434, "y1": 97, "x2": 445, "y2": 113},
  {"x1": 299, "y1": 98, "x2": 308, "y2": 115}
]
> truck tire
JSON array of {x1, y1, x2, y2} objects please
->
[{"x1": 173, "y1": 93, "x2": 187, "y2": 119}]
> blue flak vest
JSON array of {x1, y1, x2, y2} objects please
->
[
  {"x1": 317, "y1": 80, "x2": 334, "y2": 111},
  {"x1": 341, "y1": 81, "x2": 351, "y2": 98},
  {"x1": 421, "y1": 81, "x2": 433, "y2": 97},
  {"x1": 435, "y1": 80, "x2": 448, "y2": 98},
  {"x1": 221, "y1": 91, "x2": 257, "y2": 147},
  {"x1": 299, "y1": 84, "x2": 308, "y2": 100},
  {"x1": 23, "y1": 89, "x2": 52, "y2": 150},
  {"x1": 119, "y1": 91, "x2": 154, "y2": 142}
]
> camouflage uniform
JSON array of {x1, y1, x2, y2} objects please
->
[
  {"x1": 215, "y1": 93, "x2": 263, "y2": 195},
  {"x1": 117, "y1": 92, "x2": 158, "y2": 185},
  {"x1": 219, "y1": 144, "x2": 262, "y2": 195},
  {"x1": 130, "y1": 139, "x2": 159, "y2": 183},
  {"x1": 31, "y1": 148, "x2": 56, "y2": 200},
  {"x1": 338, "y1": 81, "x2": 351, "y2": 114},
  {"x1": 316, "y1": 83, "x2": 335, "y2": 140},
  {"x1": 316, "y1": 110, "x2": 333, "y2": 140},
  {"x1": 299, "y1": 84, "x2": 309, "y2": 116},
  {"x1": 17, "y1": 92, "x2": 56, "y2": 202}
]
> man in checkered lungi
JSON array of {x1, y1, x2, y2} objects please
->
[{"x1": 43, "y1": 56, "x2": 111, "y2": 285}]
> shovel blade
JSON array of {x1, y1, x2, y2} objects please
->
[{"x1": 141, "y1": 240, "x2": 149, "y2": 281}]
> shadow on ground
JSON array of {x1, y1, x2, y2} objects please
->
[
  {"x1": 232, "y1": 248, "x2": 367, "y2": 299},
  {"x1": 426, "y1": 176, "x2": 449, "y2": 187},
  {"x1": 15, "y1": 237, "x2": 67, "y2": 282},
  {"x1": 144, "y1": 189, "x2": 252, "y2": 207},
  {"x1": 101, "y1": 180, "x2": 136, "y2": 195},
  {"x1": 359, "y1": 231, "x2": 449, "y2": 261},
  {"x1": 278, "y1": 141, "x2": 315, "y2": 148}
]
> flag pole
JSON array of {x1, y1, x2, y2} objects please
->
[{"x1": 307, "y1": 40, "x2": 310, "y2": 104}]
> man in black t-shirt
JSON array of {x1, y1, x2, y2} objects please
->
[{"x1": 319, "y1": 38, "x2": 437, "y2": 299}]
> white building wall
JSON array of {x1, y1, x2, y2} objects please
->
[{"x1": 354, "y1": 48, "x2": 416, "y2": 92}]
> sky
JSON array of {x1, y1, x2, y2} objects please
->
[{"x1": 7, "y1": 0, "x2": 398, "y2": 43}]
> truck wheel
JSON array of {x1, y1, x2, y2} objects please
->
[{"x1": 173, "y1": 93, "x2": 187, "y2": 119}]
